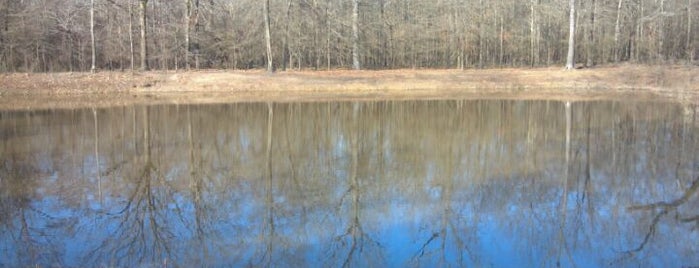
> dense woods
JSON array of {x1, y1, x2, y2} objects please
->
[{"x1": 0, "y1": 0, "x2": 696, "y2": 72}]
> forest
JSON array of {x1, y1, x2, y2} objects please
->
[{"x1": 0, "y1": 0, "x2": 696, "y2": 72}]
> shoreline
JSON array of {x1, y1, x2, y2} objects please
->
[{"x1": 1, "y1": 64, "x2": 697, "y2": 110}]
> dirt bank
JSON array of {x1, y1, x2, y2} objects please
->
[{"x1": 1, "y1": 64, "x2": 697, "y2": 110}]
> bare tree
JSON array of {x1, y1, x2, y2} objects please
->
[
  {"x1": 477, "y1": 0, "x2": 485, "y2": 68},
  {"x1": 530, "y1": 0, "x2": 538, "y2": 67},
  {"x1": 687, "y1": 0, "x2": 693, "y2": 63},
  {"x1": 281, "y1": 0, "x2": 292, "y2": 71},
  {"x1": 0, "y1": 0, "x2": 6, "y2": 71},
  {"x1": 586, "y1": 0, "x2": 596, "y2": 67},
  {"x1": 139, "y1": 0, "x2": 148, "y2": 71},
  {"x1": 351, "y1": 0, "x2": 360, "y2": 70},
  {"x1": 658, "y1": 0, "x2": 665, "y2": 61},
  {"x1": 129, "y1": 0, "x2": 135, "y2": 71},
  {"x1": 90, "y1": 0, "x2": 96, "y2": 73},
  {"x1": 185, "y1": 0, "x2": 199, "y2": 70},
  {"x1": 565, "y1": 0, "x2": 576, "y2": 70},
  {"x1": 264, "y1": 0, "x2": 273, "y2": 73},
  {"x1": 614, "y1": 0, "x2": 624, "y2": 63}
]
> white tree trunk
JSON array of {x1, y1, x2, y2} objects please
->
[
  {"x1": 90, "y1": 0, "x2": 96, "y2": 72},
  {"x1": 351, "y1": 0, "x2": 360, "y2": 70},
  {"x1": 264, "y1": 0, "x2": 273, "y2": 72},
  {"x1": 139, "y1": 0, "x2": 148, "y2": 71},
  {"x1": 530, "y1": 0, "x2": 537, "y2": 66},
  {"x1": 565, "y1": 0, "x2": 576, "y2": 70}
]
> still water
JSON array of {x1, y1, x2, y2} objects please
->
[{"x1": 1, "y1": 100, "x2": 698, "y2": 267}]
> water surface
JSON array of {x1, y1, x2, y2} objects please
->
[{"x1": 1, "y1": 100, "x2": 698, "y2": 267}]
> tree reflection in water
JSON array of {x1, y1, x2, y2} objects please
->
[
  {"x1": 85, "y1": 106, "x2": 179, "y2": 267},
  {"x1": 0, "y1": 100, "x2": 697, "y2": 267}
]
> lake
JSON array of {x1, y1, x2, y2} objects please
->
[{"x1": 1, "y1": 100, "x2": 698, "y2": 267}]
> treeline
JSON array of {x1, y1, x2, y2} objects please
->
[{"x1": 0, "y1": 0, "x2": 696, "y2": 72}]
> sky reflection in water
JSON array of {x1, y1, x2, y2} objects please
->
[{"x1": 1, "y1": 100, "x2": 698, "y2": 267}]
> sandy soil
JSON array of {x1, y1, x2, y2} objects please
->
[{"x1": 0, "y1": 64, "x2": 697, "y2": 110}]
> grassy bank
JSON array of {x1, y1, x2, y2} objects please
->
[{"x1": 1, "y1": 64, "x2": 697, "y2": 110}]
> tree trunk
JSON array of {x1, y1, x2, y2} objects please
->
[
  {"x1": 614, "y1": 0, "x2": 623, "y2": 63},
  {"x1": 477, "y1": 0, "x2": 484, "y2": 68},
  {"x1": 565, "y1": 0, "x2": 576, "y2": 70},
  {"x1": 185, "y1": 0, "x2": 191, "y2": 70},
  {"x1": 139, "y1": 0, "x2": 148, "y2": 71},
  {"x1": 1, "y1": 0, "x2": 7, "y2": 51},
  {"x1": 281, "y1": 0, "x2": 292, "y2": 71},
  {"x1": 264, "y1": 0, "x2": 273, "y2": 72},
  {"x1": 129, "y1": 0, "x2": 135, "y2": 71},
  {"x1": 2, "y1": 0, "x2": 7, "y2": 33},
  {"x1": 586, "y1": 0, "x2": 596, "y2": 67},
  {"x1": 658, "y1": 0, "x2": 665, "y2": 61},
  {"x1": 185, "y1": 0, "x2": 199, "y2": 70},
  {"x1": 499, "y1": 15, "x2": 504, "y2": 66},
  {"x1": 326, "y1": 1, "x2": 331, "y2": 70},
  {"x1": 689, "y1": 0, "x2": 694, "y2": 63},
  {"x1": 380, "y1": 0, "x2": 387, "y2": 67},
  {"x1": 351, "y1": 0, "x2": 360, "y2": 70},
  {"x1": 90, "y1": 0, "x2": 96, "y2": 72},
  {"x1": 0, "y1": 2, "x2": 4, "y2": 71},
  {"x1": 530, "y1": 0, "x2": 537, "y2": 67},
  {"x1": 633, "y1": 0, "x2": 644, "y2": 62}
]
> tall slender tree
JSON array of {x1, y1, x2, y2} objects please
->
[
  {"x1": 530, "y1": 0, "x2": 538, "y2": 67},
  {"x1": 477, "y1": 0, "x2": 485, "y2": 68},
  {"x1": 614, "y1": 0, "x2": 624, "y2": 63},
  {"x1": 0, "y1": 1, "x2": 6, "y2": 60},
  {"x1": 185, "y1": 0, "x2": 192, "y2": 70},
  {"x1": 281, "y1": 0, "x2": 292, "y2": 71},
  {"x1": 90, "y1": 0, "x2": 96, "y2": 73},
  {"x1": 264, "y1": 0, "x2": 273, "y2": 72},
  {"x1": 658, "y1": 0, "x2": 666, "y2": 61},
  {"x1": 688, "y1": 0, "x2": 694, "y2": 63},
  {"x1": 351, "y1": 0, "x2": 360, "y2": 70},
  {"x1": 139, "y1": 0, "x2": 148, "y2": 71},
  {"x1": 185, "y1": 0, "x2": 199, "y2": 70},
  {"x1": 586, "y1": 0, "x2": 596, "y2": 67},
  {"x1": 565, "y1": 0, "x2": 576, "y2": 70},
  {"x1": 129, "y1": 0, "x2": 135, "y2": 71}
]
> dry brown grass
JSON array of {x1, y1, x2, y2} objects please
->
[{"x1": 1, "y1": 64, "x2": 697, "y2": 110}]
